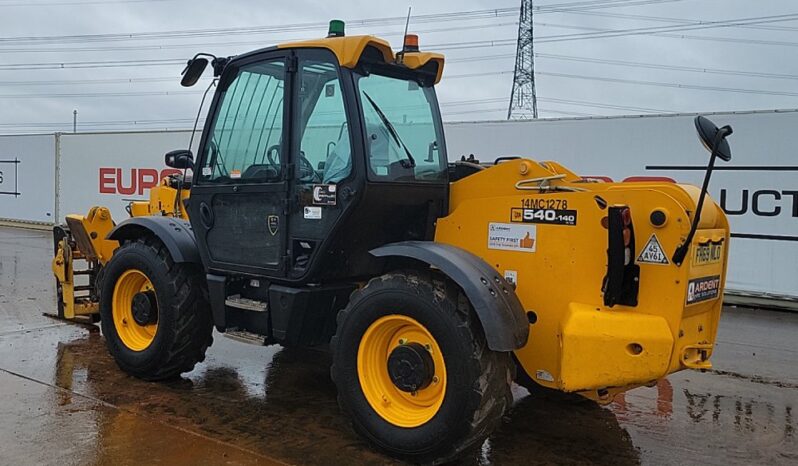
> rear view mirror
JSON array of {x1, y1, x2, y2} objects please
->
[
  {"x1": 694, "y1": 115, "x2": 732, "y2": 162},
  {"x1": 165, "y1": 149, "x2": 194, "y2": 169},
  {"x1": 181, "y1": 57, "x2": 208, "y2": 87}
]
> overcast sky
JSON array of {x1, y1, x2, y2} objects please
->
[{"x1": 1, "y1": 0, "x2": 796, "y2": 133}]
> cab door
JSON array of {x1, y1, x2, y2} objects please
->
[{"x1": 189, "y1": 51, "x2": 293, "y2": 276}]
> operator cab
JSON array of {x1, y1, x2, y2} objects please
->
[{"x1": 181, "y1": 24, "x2": 449, "y2": 289}]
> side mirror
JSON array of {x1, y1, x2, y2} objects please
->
[
  {"x1": 672, "y1": 116, "x2": 733, "y2": 266},
  {"x1": 181, "y1": 57, "x2": 208, "y2": 87},
  {"x1": 694, "y1": 115, "x2": 732, "y2": 162},
  {"x1": 165, "y1": 149, "x2": 194, "y2": 169}
]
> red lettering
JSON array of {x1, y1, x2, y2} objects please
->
[
  {"x1": 115, "y1": 168, "x2": 136, "y2": 196},
  {"x1": 137, "y1": 168, "x2": 159, "y2": 195},
  {"x1": 99, "y1": 167, "x2": 185, "y2": 195},
  {"x1": 99, "y1": 167, "x2": 116, "y2": 194}
]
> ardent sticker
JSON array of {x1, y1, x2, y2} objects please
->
[
  {"x1": 686, "y1": 275, "x2": 721, "y2": 305},
  {"x1": 488, "y1": 223, "x2": 536, "y2": 253},
  {"x1": 637, "y1": 234, "x2": 669, "y2": 265}
]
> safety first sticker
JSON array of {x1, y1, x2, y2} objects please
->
[
  {"x1": 488, "y1": 223, "x2": 536, "y2": 253},
  {"x1": 686, "y1": 275, "x2": 721, "y2": 305}
]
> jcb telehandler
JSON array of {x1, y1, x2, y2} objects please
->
[{"x1": 52, "y1": 21, "x2": 732, "y2": 463}]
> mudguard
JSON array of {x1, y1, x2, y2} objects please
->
[
  {"x1": 107, "y1": 216, "x2": 201, "y2": 264},
  {"x1": 371, "y1": 241, "x2": 529, "y2": 351}
]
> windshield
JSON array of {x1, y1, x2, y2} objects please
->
[{"x1": 356, "y1": 72, "x2": 446, "y2": 182}]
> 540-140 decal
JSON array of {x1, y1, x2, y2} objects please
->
[{"x1": 511, "y1": 207, "x2": 578, "y2": 226}]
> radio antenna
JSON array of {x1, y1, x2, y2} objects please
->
[
  {"x1": 402, "y1": 7, "x2": 412, "y2": 43},
  {"x1": 398, "y1": 6, "x2": 412, "y2": 61}
]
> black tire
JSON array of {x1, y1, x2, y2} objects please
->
[
  {"x1": 99, "y1": 236, "x2": 213, "y2": 381},
  {"x1": 331, "y1": 270, "x2": 513, "y2": 465}
]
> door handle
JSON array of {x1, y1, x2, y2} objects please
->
[{"x1": 199, "y1": 202, "x2": 214, "y2": 228}]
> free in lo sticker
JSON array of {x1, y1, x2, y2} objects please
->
[{"x1": 637, "y1": 234, "x2": 669, "y2": 265}]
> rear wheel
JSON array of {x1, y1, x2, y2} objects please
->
[
  {"x1": 99, "y1": 236, "x2": 213, "y2": 380},
  {"x1": 331, "y1": 270, "x2": 512, "y2": 464}
]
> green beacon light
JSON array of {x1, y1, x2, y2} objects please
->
[{"x1": 328, "y1": 19, "x2": 345, "y2": 37}]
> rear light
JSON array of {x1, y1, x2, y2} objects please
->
[
  {"x1": 404, "y1": 34, "x2": 420, "y2": 52},
  {"x1": 602, "y1": 206, "x2": 640, "y2": 307}
]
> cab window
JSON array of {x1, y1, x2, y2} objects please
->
[
  {"x1": 356, "y1": 72, "x2": 446, "y2": 182},
  {"x1": 199, "y1": 59, "x2": 286, "y2": 183},
  {"x1": 296, "y1": 59, "x2": 352, "y2": 184}
]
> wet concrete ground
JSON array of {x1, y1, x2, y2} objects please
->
[{"x1": 0, "y1": 226, "x2": 795, "y2": 465}]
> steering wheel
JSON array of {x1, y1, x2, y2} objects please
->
[
  {"x1": 298, "y1": 152, "x2": 321, "y2": 183},
  {"x1": 266, "y1": 144, "x2": 280, "y2": 166}
]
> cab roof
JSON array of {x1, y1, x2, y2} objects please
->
[{"x1": 277, "y1": 35, "x2": 445, "y2": 84}]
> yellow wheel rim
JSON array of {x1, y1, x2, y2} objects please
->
[
  {"x1": 357, "y1": 315, "x2": 447, "y2": 428},
  {"x1": 112, "y1": 269, "x2": 158, "y2": 351}
]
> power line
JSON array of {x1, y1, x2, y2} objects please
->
[
  {"x1": 0, "y1": 1, "x2": 681, "y2": 46},
  {"x1": 535, "y1": 13, "x2": 798, "y2": 43},
  {"x1": 0, "y1": 76, "x2": 182, "y2": 86},
  {"x1": 0, "y1": 90, "x2": 202, "y2": 99},
  {"x1": 0, "y1": 8, "x2": 518, "y2": 45},
  {"x1": 536, "y1": 53, "x2": 798, "y2": 81},
  {"x1": 0, "y1": 22, "x2": 520, "y2": 54},
  {"x1": 537, "y1": 71, "x2": 798, "y2": 98},
  {"x1": 0, "y1": 40, "x2": 519, "y2": 71},
  {"x1": 0, "y1": 0, "x2": 174, "y2": 6},
  {"x1": 0, "y1": 57, "x2": 184, "y2": 70},
  {"x1": 537, "y1": 96, "x2": 669, "y2": 113},
  {"x1": 532, "y1": 19, "x2": 798, "y2": 48},
  {"x1": 562, "y1": 8, "x2": 798, "y2": 33}
]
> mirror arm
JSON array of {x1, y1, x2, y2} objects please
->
[{"x1": 672, "y1": 129, "x2": 727, "y2": 266}]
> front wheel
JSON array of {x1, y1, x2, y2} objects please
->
[
  {"x1": 99, "y1": 236, "x2": 213, "y2": 381},
  {"x1": 331, "y1": 270, "x2": 513, "y2": 464}
]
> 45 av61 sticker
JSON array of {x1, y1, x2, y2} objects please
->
[{"x1": 511, "y1": 207, "x2": 577, "y2": 226}]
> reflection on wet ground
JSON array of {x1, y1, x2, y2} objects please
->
[{"x1": 1, "y1": 227, "x2": 796, "y2": 465}]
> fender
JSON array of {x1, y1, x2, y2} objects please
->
[
  {"x1": 371, "y1": 241, "x2": 529, "y2": 351},
  {"x1": 107, "y1": 216, "x2": 201, "y2": 264}
]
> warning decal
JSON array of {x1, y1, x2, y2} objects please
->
[
  {"x1": 636, "y1": 234, "x2": 669, "y2": 265},
  {"x1": 488, "y1": 223, "x2": 537, "y2": 253}
]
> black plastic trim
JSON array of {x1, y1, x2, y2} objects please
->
[
  {"x1": 370, "y1": 241, "x2": 529, "y2": 351},
  {"x1": 107, "y1": 216, "x2": 201, "y2": 264}
]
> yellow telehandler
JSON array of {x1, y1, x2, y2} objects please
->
[{"x1": 52, "y1": 21, "x2": 732, "y2": 463}]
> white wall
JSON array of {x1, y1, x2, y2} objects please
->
[
  {"x1": 0, "y1": 134, "x2": 56, "y2": 224},
  {"x1": 446, "y1": 110, "x2": 798, "y2": 300},
  {"x1": 58, "y1": 130, "x2": 193, "y2": 221}
]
